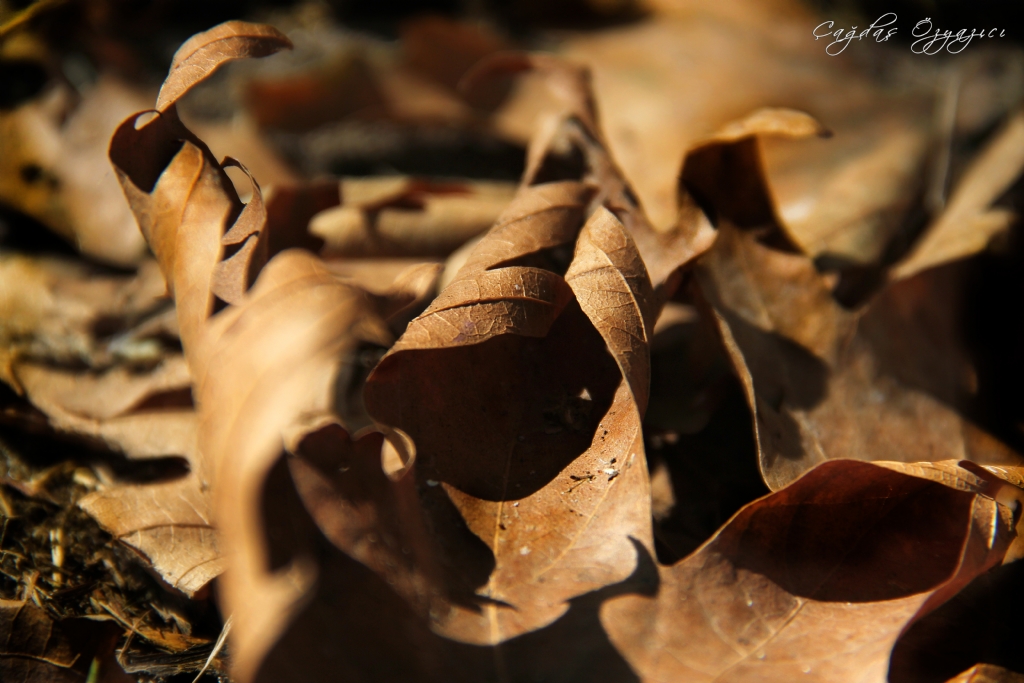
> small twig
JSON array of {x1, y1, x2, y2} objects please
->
[
  {"x1": 0, "y1": 0, "x2": 69, "y2": 39},
  {"x1": 925, "y1": 64, "x2": 962, "y2": 216},
  {"x1": 191, "y1": 615, "x2": 232, "y2": 683}
]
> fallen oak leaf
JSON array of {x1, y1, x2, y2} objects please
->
[
  {"x1": 0, "y1": 374, "x2": 223, "y2": 596},
  {"x1": 601, "y1": 459, "x2": 1017, "y2": 683},
  {"x1": 109, "y1": 110, "x2": 246, "y2": 367},
  {"x1": 0, "y1": 254, "x2": 216, "y2": 594},
  {"x1": 465, "y1": 52, "x2": 717, "y2": 307},
  {"x1": 0, "y1": 74, "x2": 152, "y2": 266},
  {"x1": 0, "y1": 600, "x2": 87, "y2": 683},
  {"x1": 86, "y1": 24, "x2": 291, "y2": 594},
  {"x1": 679, "y1": 107, "x2": 831, "y2": 238},
  {"x1": 11, "y1": 355, "x2": 191, "y2": 423},
  {"x1": 700, "y1": 222, "x2": 1023, "y2": 490},
  {"x1": 110, "y1": 20, "x2": 292, "y2": 366},
  {"x1": 364, "y1": 194, "x2": 655, "y2": 644},
  {"x1": 155, "y1": 21, "x2": 292, "y2": 113},
  {"x1": 0, "y1": 255, "x2": 169, "y2": 390},
  {"x1": 890, "y1": 537, "x2": 1024, "y2": 683},
  {"x1": 192, "y1": 250, "x2": 396, "y2": 682},
  {"x1": 945, "y1": 666, "x2": 1024, "y2": 683},
  {"x1": 209, "y1": 158, "x2": 269, "y2": 307},
  {"x1": 78, "y1": 471, "x2": 224, "y2": 598},
  {"x1": 687, "y1": 110, "x2": 1023, "y2": 489}
]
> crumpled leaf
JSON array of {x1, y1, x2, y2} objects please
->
[
  {"x1": 689, "y1": 111, "x2": 1024, "y2": 490},
  {"x1": 602, "y1": 459, "x2": 1016, "y2": 683},
  {"x1": 155, "y1": 21, "x2": 292, "y2": 113},
  {"x1": 702, "y1": 224, "x2": 1023, "y2": 490},
  {"x1": 178, "y1": 47, "x2": 715, "y2": 680},
  {"x1": 109, "y1": 110, "x2": 245, "y2": 364},
  {"x1": 63, "y1": 20, "x2": 293, "y2": 596},
  {"x1": 488, "y1": 0, "x2": 928, "y2": 250},
  {"x1": 6, "y1": 350, "x2": 222, "y2": 595},
  {"x1": 364, "y1": 202, "x2": 655, "y2": 643},
  {"x1": 467, "y1": 51, "x2": 717, "y2": 304},
  {"x1": 890, "y1": 522, "x2": 1024, "y2": 683},
  {"x1": 946, "y1": 666, "x2": 1024, "y2": 683},
  {"x1": 110, "y1": 20, "x2": 292, "y2": 365},
  {"x1": 78, "y1": 456, "x2": 224, "y2": 597}
]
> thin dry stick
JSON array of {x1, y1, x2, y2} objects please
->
[
  {"x1": 191, "y1": 614, "x2": 233, "y2": 683},
  {"x1": 0, "y1": 0, "x2": 69, "y2": 38}
]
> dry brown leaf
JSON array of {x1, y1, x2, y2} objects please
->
[
  {"x1": 110, "y1": 21, "x2": 292, "y2": 364},
  {"x1": 686, "y1": 111, "x2": 1023, "y2": 489},
  {"x1": 0, "y1": 255, "x2": 169, "y2": 389},
  {"x1": 12, "y1": 355, "x2": 190, "y2": 423},
  {"x1": 155, "y1": 21, "x2": 292, "y2": 113},
  {"x1": 0, "y1": 75, "x2": 151, "y2": 266},
  {"x1": 94, "y1": 19, "x2": 1024, "y2": 683},
  {"x1": 489, "y1": 0, "x2": 933, "y2": 250},
  {"x1": 946, "y1": 666, "x2": 1024, "y2": 683},
  {"x1": 66, "y1": 24, "x2": 294, "y2": 596},
  {"x1": 0, "y1": 600, "x2": 86, "y2": 683},
  {"x1": 893, "y1": 108, "x2": 1024, "y2": 281},
  {"x1": 194, "y1": 250, "x2": 395, "y2": 681},
  {"x1": 700, "y1": 222, "x2": 1022, "y2": 490},
  {"x1": 470, "y1": 51, "x2": 717, "y2": 304},
  {"x1": 310, "y1": 177, "x2": 516, "y2": 258},
  {"x1": 8, "y1": 357, "x2": 221, "y2": 595},
  {"x1": 0, "y1": 250, "x2": 215, "y2": 594},
  {"x1": 602, "y1": 459, "x2": 1016, "y2": 683},
  {"x1": 109, "y1": 110, "x2": 244, "y2": 364},
  {"x1": 78, "y1": 473, "x2": 223, "y2": 597},
  {"x1": 180, "y1": 114, "x2": 301, "y2": 193}
]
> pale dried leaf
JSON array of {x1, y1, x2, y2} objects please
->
[
  {"x1": 79, "y1": 477, "x2": 223, "y2": 597},
  {"x1": 310, "y1": 177, "x2": 516, "y2": 258},
  {"x1": 156, "y1": 21, "x2": 292, "y2": 112},
  {"x1": 0, "y1": 76, "x2": 151, "y2": 265},
  {"x1": 197, "y1": 250, "x2": 394, "y2": 680}
]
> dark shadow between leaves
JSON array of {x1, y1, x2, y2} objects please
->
[
  {"x1": 716, "y1": 307, "x2": 829, "y2": 467},
  {"x1": 0, "y1": 385, "x2": 191, "y2": 485},
  {"x1": 648, "y1": 383, "x2": 768, "y2": 565},
  {"x1": 889, "y1": 558, "x2": 1024, "y2": 683},
  {"x1": 287, "y1": 424, "x2": 496, "y2": 608}
]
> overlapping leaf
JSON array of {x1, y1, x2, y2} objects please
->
[
  {"x1": 689, "y1": 110, "x2": 1024, "y2": 490},
  {"x1": 603, "y1": 460, "x2": 1016, "y2": 682},
  {"x1": 88, "y1": 17, "x2": 1024, "y2": 683}
]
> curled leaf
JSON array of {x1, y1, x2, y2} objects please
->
[{"x1": 156, "y1": 21, "x2": 292, "y2": 112}]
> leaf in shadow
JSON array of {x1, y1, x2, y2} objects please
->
[
  {"x1": 0, "y1": 601, "x2": 87, "y2": 683},
  {"x1": 252, "y1": 446, "x2": 656, "y2": 683},
  {"x1": 690, "y1": 113, "x2": 1024, "y2": 489}
]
